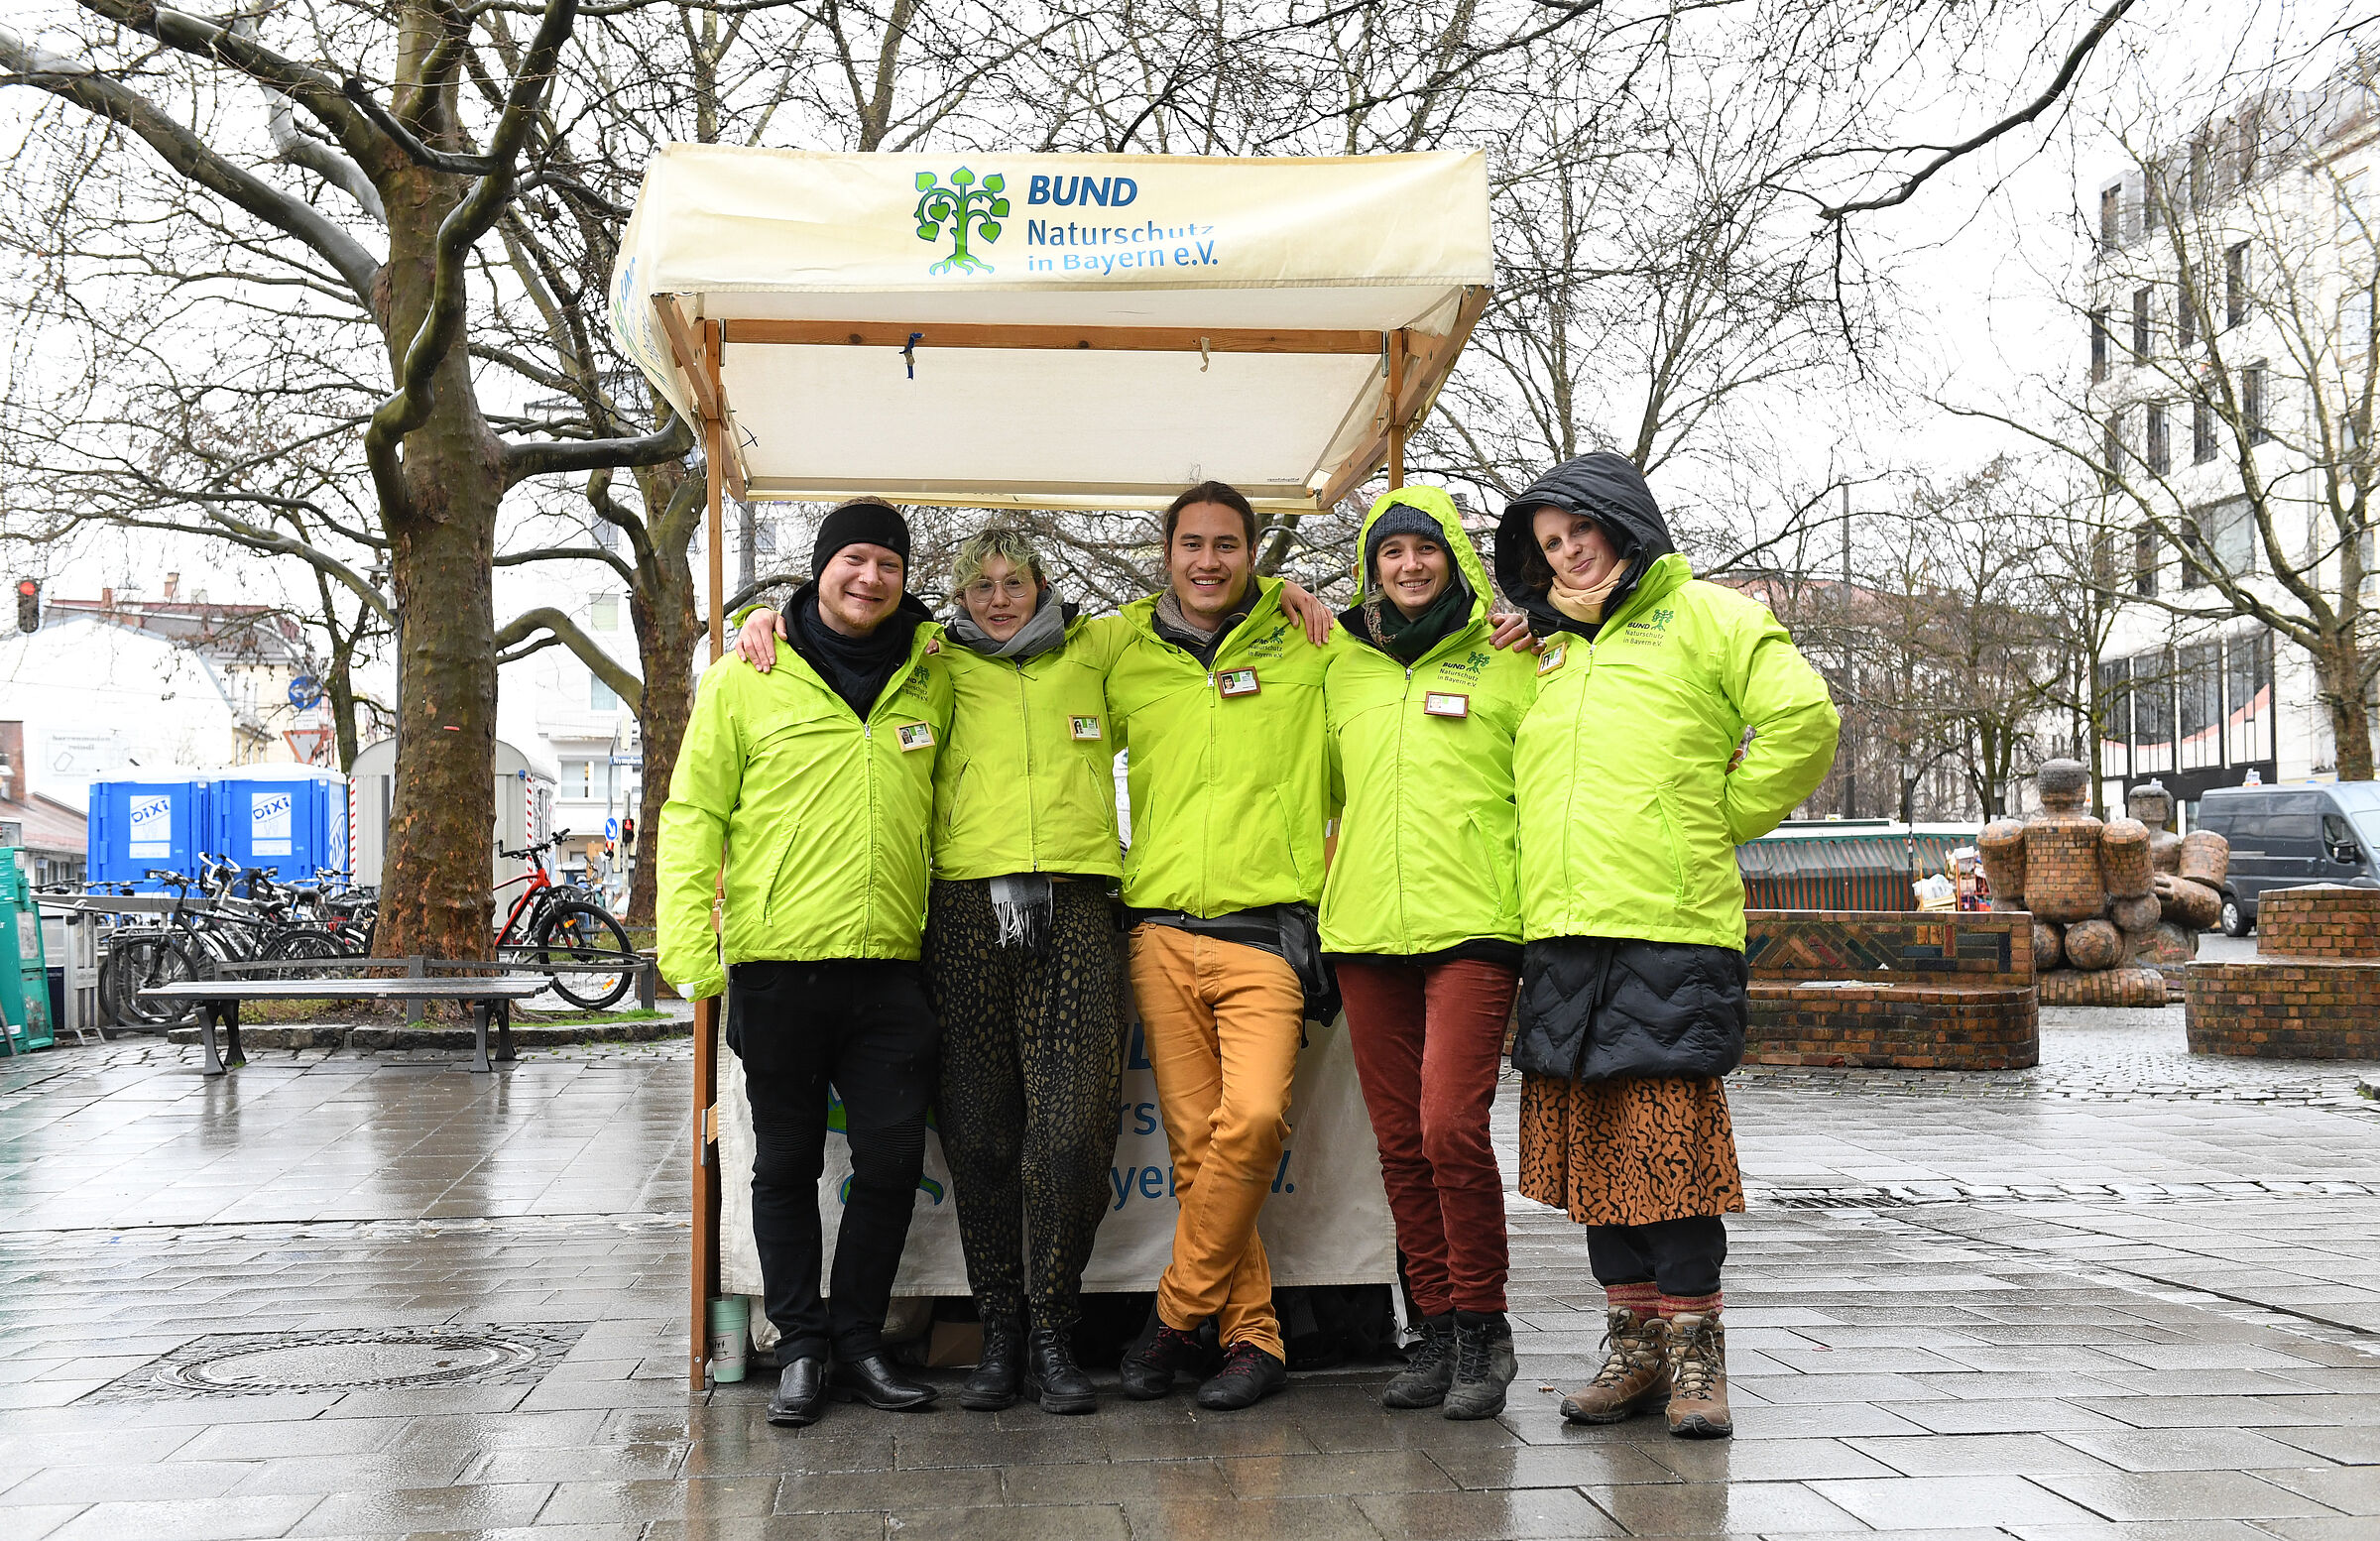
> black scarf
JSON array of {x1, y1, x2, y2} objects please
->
[
  {"x1": 789, "y1": 582, "x2": 928, "y2": 717},
  {"x1": 1356, "y1": 570, "x2": 1472, "y2": 662}
]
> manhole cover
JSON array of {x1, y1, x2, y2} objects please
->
[
  {"x1": 85, "y1": 1322, "x2": 587, "y2": 1402},
  {"x1": 161, "y1": 1331, "x2": 538, "y2": 1392}
]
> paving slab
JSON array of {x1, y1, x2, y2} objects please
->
[{"x1": 4, "y1": 1009, "x2": 2378, "y2": 1538}]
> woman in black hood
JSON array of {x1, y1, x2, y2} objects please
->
[{"x1": 1492, "y1": 452, "x2": 1839, "y2": 1442}]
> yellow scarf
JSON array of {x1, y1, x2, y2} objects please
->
[{"x1": 1546, "y1": 565, "x2": 1626, "y2": 625}]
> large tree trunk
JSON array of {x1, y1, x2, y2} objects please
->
[
  {"x1": 2314, "y1": 635, "x2": 2376, "y2": 782},
  {"x1": 626, "y1": 542, "x2": 700, "y2": 931},
  {"x1": 372, "y1": 60, "x2": 503, "y2": 961}
]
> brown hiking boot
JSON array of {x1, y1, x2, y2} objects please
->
[
  {"x1": 1559, "y1": 1305, "x2": 1669, "y2": 1424},
  {"x1": 1664, "y1": 1311, "x2": 1731, "y2": 1439}
]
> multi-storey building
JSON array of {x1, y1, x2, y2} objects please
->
[{"x1": 2084, "y1": 62, "x2": 2378, "y2": 821}]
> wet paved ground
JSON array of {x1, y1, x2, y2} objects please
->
[{"x1": 3, "y1": 995, "x2": 2377, "y2": 1540}]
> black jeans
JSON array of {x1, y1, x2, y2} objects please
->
[
  {"x1": 727, "y1": 959, "x2": 939, "y2": 1363},
  {"x1": 1586, "y1": 1215, "x2": 1727, "y2": 1299}
]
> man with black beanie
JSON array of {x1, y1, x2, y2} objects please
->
[{"x1": 658, "y1": 499, "x2": 955, "y2": 1428}]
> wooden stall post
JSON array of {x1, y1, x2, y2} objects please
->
[
  {"x1": 689, "y1": 319, "x2": 726, "y2": 1391},
  {"x1": 1385, "y1": 332, "x2": 1407, "y2": 489}
]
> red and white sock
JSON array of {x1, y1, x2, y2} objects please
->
[
  {"x1": 1660, "y1": 1289, "x2": 1724, "y2": 1320},
  {"x1": 1604, "y1": 1281, "x2": 1660, "y2": 1317}
]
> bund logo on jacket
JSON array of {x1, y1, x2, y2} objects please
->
[
  {"x1": 1621, "y1": 609, "x2": 1675, "y2": 648},
  {"x1": 1241, "y1": 622, "x2": 1289, "y2": 660}
]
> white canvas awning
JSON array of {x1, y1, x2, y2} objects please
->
[{"x1": 609, "y1": 146, "x2": 1492, "y2": 514}]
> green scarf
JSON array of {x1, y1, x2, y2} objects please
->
[{"x1": 1365, "y1": 572, "x2": 1472, "y2": 662}]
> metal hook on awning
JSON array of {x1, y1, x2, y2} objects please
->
[
  {"x1": 903, "y1": 331, "x2": 923, "y2": 380},
  {"x1": 1200, "y1": 335, "x2": 1211, "y2": 373}
]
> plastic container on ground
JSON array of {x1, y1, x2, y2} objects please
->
[{"x1": 0, "y1": 850, "x2": 55, "y2": 1053}]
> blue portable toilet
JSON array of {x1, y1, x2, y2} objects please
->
[
  {"x1": 86, "y1": 777, "x2": 211, "y2": 889},
  {"x1": 208, "y1": 765, "x2": 350, "y2": 883}
]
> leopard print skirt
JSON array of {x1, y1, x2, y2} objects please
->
[{"x1": 1516, "y1": 1073, "x2": 1745, "y2": 1227}]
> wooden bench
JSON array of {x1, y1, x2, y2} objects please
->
[
  {"x1": 1743, "y1": 909, "x2": 2039, "y2": 1070},
  {"x1": 140, "y1": 977, "x2": 552, "y2": 1077}
]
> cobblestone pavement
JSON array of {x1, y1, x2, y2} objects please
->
[{"x1": 2, "y1": 1002, "x2": 2377, "y2": 1539}]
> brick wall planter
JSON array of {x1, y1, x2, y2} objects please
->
[
  {"x1": 2186, "y1": 886, "x2": 2380, "y2": 1059},
  {"x1": 1744, "y1": 910, "x2": 2038, "y2": 1071}
]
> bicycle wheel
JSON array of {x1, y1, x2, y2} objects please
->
[
  {"x1": 262, "y1": 927, "x2": 352, "y2": 969},
  {"x1": 533, "y1": 901, "x2": 636, "y2": 1010},
  {"x1": 104, "y1": 934, "x2": 197, "y2": 1025}
]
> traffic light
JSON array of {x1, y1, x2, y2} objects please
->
[
  {"x1": 13, "y1": 578, "x2": 35, "y2": 635},
  {"x1": 621, "y1": 815, "x2": 636, "y2": 855}
]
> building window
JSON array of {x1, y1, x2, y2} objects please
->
[
  {"x1": 2103, "y1": 413, "x2": 2124, "y2": 491},
  {"x1": 2178, "y1": 519, "x2": 2206, "y2": 589},
  {"x1": 2131, "y1": 287, "x2": 2152, "y2": 357},
  {"x1": 590, "y1": 674, "x2": 620, "y2": 711},
  {"x1": 2147, "y1": 404, "x2": 2170, "y2": 474},
  {"x1": 2209, "y1": 496, "x2": 2256, "y2": 575},
  {"x1": 2347, "y1": 284, "x2": 2375, "y2": 358},
  {"x1": 2179, "y1": 640, "x2": 2221, "y2": 767},
  {"x1": 2090, "y1": 309, "x2": 2109, "y2": 381},
  {"x1": 2225, "y1": 242, "x2": 2249, "y2": 328},
  {"x1": 2189, "y1": 137, "x2": 2210, "y2": 207},
  {"x1": 590, "y1": 594, "x2": 619, "y2": 631},
  {"x1": 2242, "y1": 365, "x2": 2268, "y2": 443},
  {"x1": 2194, "y1": 400, "x2": 2217, "y2": 463},
  {"x1": 2178, "y1": 267, "x2": 2197, "y2": 349},
  {"x1": 2133, "y1": 525, "x2": 2157, "y2": 597},
  {"x1": 2134, "y1": 651, "x2": 2175, "y2": 749},
  {"x1": 2100, "y1": 183, "x2": 2121, "y2": 247},
  {"x1": 2236, "y1": 108, "x2": 2259, "y2": 185},
  {"x1": 2226, "y1": 628, "x2": 2274, "y2": 766}
]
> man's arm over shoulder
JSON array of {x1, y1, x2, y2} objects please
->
[{"x1": 656, "y1": 659, "x2": 747, "y2": 1000}]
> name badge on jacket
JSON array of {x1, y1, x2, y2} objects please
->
[
  {"x1": 1423, "y1": 692, "x2": 1470, "y2": 719},
  {"x1": 1216, "y1": 668, "x2": 1260, "y2": 698},
  {"x1": 895, "y1": 722, "x2": 935, "y2": 752}
]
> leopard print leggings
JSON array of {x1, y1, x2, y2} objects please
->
[{"x1": 926, "y1": 878, "x2": 1127, "y2": 1333}]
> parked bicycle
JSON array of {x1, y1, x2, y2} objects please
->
[
  {"x1": 97, "y1": 859, "x2": 360, "y2": 1025},
  {"x1": 495, "y1": 832, "x2": 636, "y2": 1010}
]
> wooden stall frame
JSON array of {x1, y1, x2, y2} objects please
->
[{"x1": 654, "y1": 282, "x2": 1476, "y2": 1388}]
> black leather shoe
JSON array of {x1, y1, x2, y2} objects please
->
[
  {"x1": 961, "y1": 1317, "x2": 1023, "y2": 1412},
  {"x1": 1118, "y1": 1323, "x2": 1205, "y2": 1401},
  {"x1": 1023, "y1": 1325, "x2": 1098, "y2": 1415},
  {"x1": 768, "y1": 1356, "x2": 826, "y2": 1427},
  {"x1": 1195, "y1": 1342, "x2": 1287, "y2": 1411},
  {"x1": 829, "y1": 1352, "x2": 938, "y2": 1411}
]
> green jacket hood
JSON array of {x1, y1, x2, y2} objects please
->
[{"x1": 1349, "y1": 486, "x2": 1493, "y2": 623}]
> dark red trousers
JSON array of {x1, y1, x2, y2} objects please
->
[{"x1": 1336, "y1": 957, "x2": 1517, "y2": 1316}]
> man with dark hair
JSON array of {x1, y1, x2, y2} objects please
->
[
  {"x1": 1107, "y1": 480, "x2": 1338, "y2": 1411},
  {"x1": 658, "y1": 499, "x2": 955, "y2": 1429}
]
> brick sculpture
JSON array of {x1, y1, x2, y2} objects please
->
[
  {"x1": 1743, "y1": 910, "x2": 2038, "y2": 1070},
  {"x1": 1974, "y1": 764, "x2": 2226, "y2": 1008},
  {"x1": 2187, "y1": 886, "x2": 2380, "y2": 1058}
]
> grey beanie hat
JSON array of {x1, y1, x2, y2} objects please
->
[{"x1": 1363, "y1": 504, "x2": 1449, "y2": 584}]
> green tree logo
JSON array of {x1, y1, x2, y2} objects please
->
[{"x1": 913, "y1": 168, "x2": 1007, "y2": 275}]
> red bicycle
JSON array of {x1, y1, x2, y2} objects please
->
[{"x1": 496, "y1": 832, "x2": 635, "y2": 1009}]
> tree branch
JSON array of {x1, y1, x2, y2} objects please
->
[
  {"x1": 1820, "y1": 0, "x2": 2135, "y2": 221},
  {"x1": 496, "y1": 605, "x2": 644, "y2": 707},
  {"x1": 502, "y1": 409, "x2": 695, "y2": 487},
  {"x1": 0, "y1": 24, "x2": 383, "y2": 303}
]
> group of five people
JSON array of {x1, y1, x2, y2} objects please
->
[{"x1": 657, "y1": 452, "x2": 1839, "y2": 1440}]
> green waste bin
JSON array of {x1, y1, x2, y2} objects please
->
[{"x1": 0, "y1": 850, "x2": 54, "y2": 1054}]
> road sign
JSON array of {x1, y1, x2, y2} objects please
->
[
  {"x1": 284, "y1": 726, "x2": 333, "y2": 764},
  {"x1": 609, "y1": 754, "x2": 643, "y2": 767},
  {"x1": 605, "y1": 817, "x2": 620, "y2": 840},
  {"x1": 288, "y1": 674, "x2": 324, "y2": 709}
]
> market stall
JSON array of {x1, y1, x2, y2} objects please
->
[{"x1": 610, "y1": 145, "x2": 1495, "y2": 1387}]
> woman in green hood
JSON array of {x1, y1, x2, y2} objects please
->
[{"x1": 1320, "y1": 486, "x2": 1538, "y2": 1420}]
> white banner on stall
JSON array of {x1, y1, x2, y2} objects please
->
[{"x1": 719, "y1": 1010, "x2": 1394, "y2": 1302}]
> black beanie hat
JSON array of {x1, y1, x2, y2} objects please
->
[{"x1": 812, "y1": 500, "x2": 910, "y2": 576}]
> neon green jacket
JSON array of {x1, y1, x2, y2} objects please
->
[
  {"x1": 1321, "y1": 489, "x2": 1535, "y2": 955},
  {"x1": 1105, "y1": 578, "x2": 1334, "y2": 915},
  {"x1": 934, "y1": 614, "x2": 1130, "y2": 880},
  {"x1": 1515, "y1": 554, "x2": 1838, "y2": 950},
  {"x1": 656, "y1": 624, "x2": 953, "y2": 998}
]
